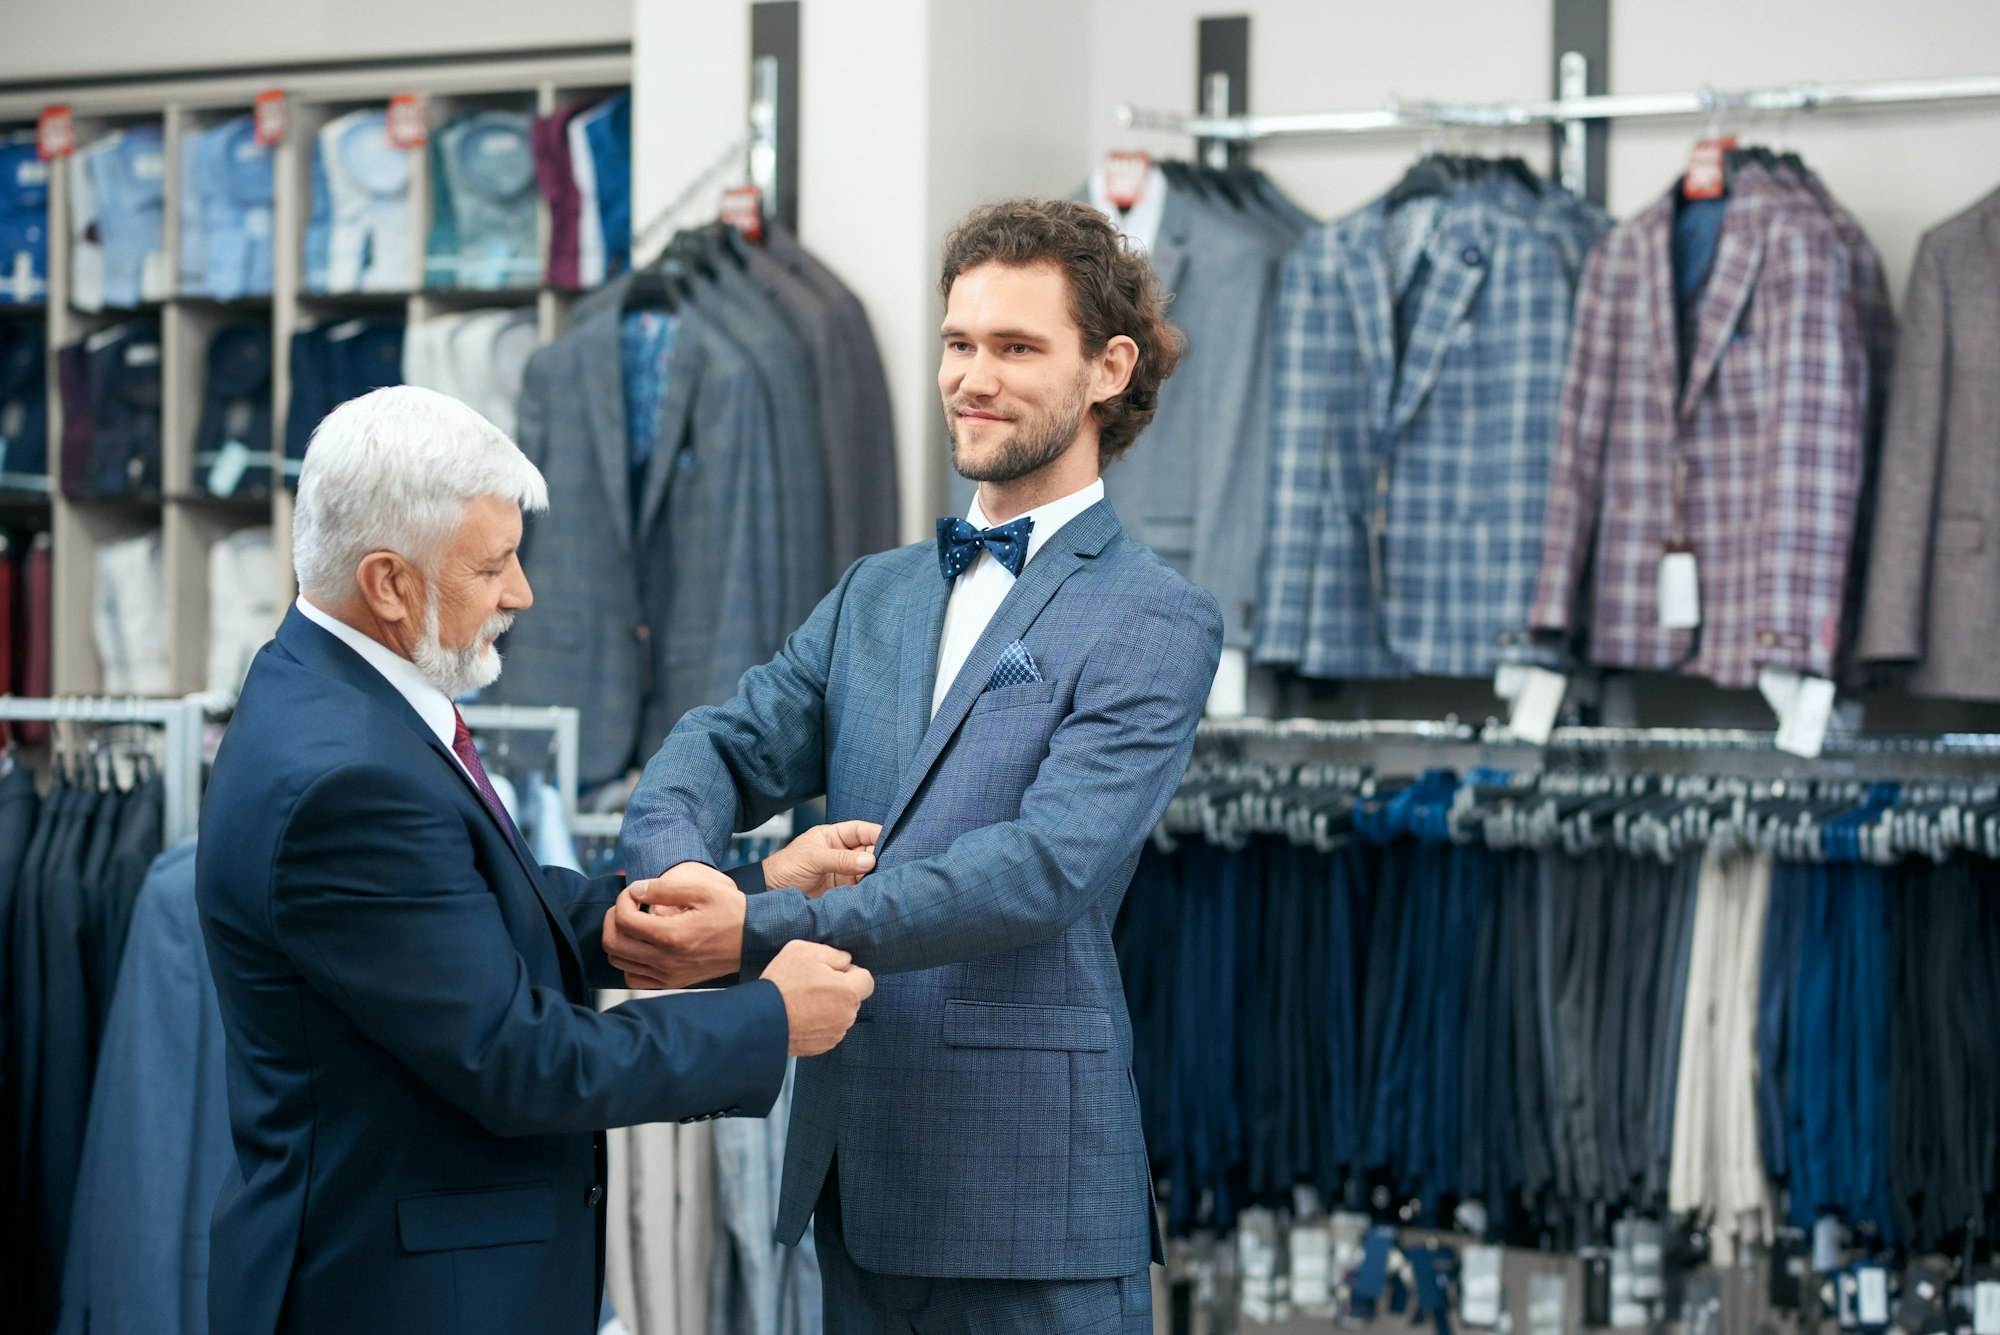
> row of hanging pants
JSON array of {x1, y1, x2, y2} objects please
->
[{"x1": 1115, "y1": 788, "x2": 2000, "y2": 1268}]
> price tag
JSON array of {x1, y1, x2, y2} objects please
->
[
  {"x1": 1776, "y1": 676, "x2": 1837, "y2": 759},
  {"x1": 1206, "y1": 647, "x2": 1249, "y2": 717},
  {"x1": 1528, "y1": 1272, "x2": 1568, "y2": 1335},
  {"x1": 1973, "y1": 1281, "x2": 2000, "y2": 1335},
  {"x1": 1494, "y1": 663, "x2": 1528, "y2": 701},
  {"x1": 1857, "y1": 1266, "x2": 1889, "y2": 1328},
  {"x1": 386, "y1": 93, "x2": 427, "y2": 149},
  {"x1": 1813, "y1": 1217, "x2": 1845, "y2": 1272},
  {"x1": 1462, "y1": 1246, "x2": 1504, "y2": 1328},
  {"x1": 208, "y1": 441, "x2": 253, "y2": 497},
  {"x1": 1683, "y1": 135, "x2": 1737, "y2": 200},
  {"x1": 254, "y1": 89, "x2": 287, "y2": 146},
  {"x1": 720, "y1": 185, "x2": 764, "y2": 242},
  {"x1": 1658, "y1": 548, "x2": 1701, "y2": 629},
  {"x1": 1628, "y1": 1219, "x2": 1664, "y2": 1301},
  {"x1": 37, "y1": 104, "x2": 76, "y2": 160},
  {"x1": 1508, "y1": 667, "x2": 1568, "y2": 745},
  {"x1": 1290, "y1": 1218, "x2": 1333, "y2": 1311},
  {"x1": 1104, "y1": 149, "x2": 1152, "y2": 209}
]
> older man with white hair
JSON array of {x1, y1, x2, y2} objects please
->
[{"x1": 196, "y1": 386, "x2": 877, "y2": 1335}]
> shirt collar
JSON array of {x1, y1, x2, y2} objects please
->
[
  {"x1": 295, "y1": 596, "x2": 458, "y2": 752},
  {"x1": 966, "y1": 478, "x2": 1106, "y2": 573}
]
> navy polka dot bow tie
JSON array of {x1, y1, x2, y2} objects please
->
[{"x1": 936, "y1": 515, "x2": 1034, "y2": 581}]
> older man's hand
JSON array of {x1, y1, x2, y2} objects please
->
[
  {"x1": 601, "y1": 861, "x2": 748, "y2": 989},
  {"x1": 763, "y1": 820, "x2": 880, "y2": 898}
]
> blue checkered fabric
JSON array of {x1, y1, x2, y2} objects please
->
[
  {"x1": 1256, "y1": 175, "x2": 1610, "y2": 678},
  {"x1": 986, "y1": 640, "x2": 1043, "y2": 690},
  {"x1": 621, "y1": 499, "x2": 1222, "y2": 1285}
]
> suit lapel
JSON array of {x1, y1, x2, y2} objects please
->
[
  {"x1": 894, "y1": 573, "x2": 950, "y2": 778},
  {"x1": 876, "y1": 502, "x2": 1121, "y2": 851},
  {"x1": 1678, "y1": 189, "x2": 1768, "y2": 421},
  {"x1": 1389, "y1": 210, "x2": 1492, "y2": 435},
  {"x1": 1334, "y1": 206, "x2": 1395, "y2": 436},
  {"x1": 578, "y1": 302, "x2": 636, "y2": 553},
  {"x1": 634, "y1": 323, "x2": 707, "y2": 542},
  {"x1": 275, "y1": 609, "x2": 587, "y2": 982}
]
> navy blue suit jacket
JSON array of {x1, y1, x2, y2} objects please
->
[{"x1": 197, "y1": 607, "x2": 790, "y2": 1335}]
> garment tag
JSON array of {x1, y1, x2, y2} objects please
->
[
  {"x1": 208, "y1": 441, "x2": 252, "y2": 497},
  {"x1": 1610, "y1": 1232, "x2": 1645, "y2": 1328},
  {"x1": 1658, "y1": 549, "x2": 1701, "y2": 629},
  {"x1": 1236, "y1": 1208, "x2": 1285, "y2": 1323},
  {"x1": 1973, "y1": 1281, "x2": 2000, "y2": 1335},
  {"x1": 245, "y1": 208, "x2": 272, "y2": 240},
  {"x1": 133, "y1": 150, "x2": 165, "y2": 181},
  {"x1": 17, "y1": 158, "x2": 48, "y2": 187},
  {"x1": 720, "y1": 185, "x2": 764, "y2": 242},
  {"x1": 254, "y1": 88, "x2": 287, "y2": 146},
  {"x1": 1463, "y1": 1246, "x2": 1504, "y2": 1328},
  {"x1": 1494, "y1": 663, "x2": 1528, "y2": 701},
  {"x1": 1528, "y1": 1272, "x2": 1568, "y2": 1335},
  {"x1": 1104, "y1": 150, "x2": 1152, "y2": 209},
  {"x1": 1509, "y1": 667, "x2": 1568, "y2": 745},
  {"x1": 1758, "y1": 667, "x2": 1802, "y2": 718},
  {"x1": 1836, "y1": 1271, "x2": 1860, "y2": 1329},
  {"x1": 124, "y1": 339, "x2": 161, "y2": 367},
  {"x1": 140, "y1": 248, "x2": 170, "y2": 300},
  {"x1": 1858, "y1": 1267, "x2": 1889, "y2": 1328},
  {"x1": 1813, "y1": 1217, "x2": 1844, "y2": 1273},
  {"x1": 1776, "y1": 676, "x2": 1837, "y2": 759},
  {"x1": 1683, "y1": 135, "x2": 1737, "y2": 200},
  {"x1": 327, "y1": 318, "x2": 369, "y2": 340},
  {"x1": 37, "y1": 104, "x2": 76, "y2": 160},
  {"x1": 1630, "y1": 1220, "x2": 1665, "y2": 1301},
  {"x1": 386, "y1": 93, "x2": 427, "y2": 149},
  {"x1": 1206, "y1": 647, "x2": 1249, "y2": 718}
]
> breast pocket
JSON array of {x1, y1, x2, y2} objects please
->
[{"x1": 967, "y1": 680, "x2": 1058, "y2": 716}]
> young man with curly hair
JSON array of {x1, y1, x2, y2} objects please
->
[{"x1": 608, "y1": 198, "x2": 1221, "y2": 1332}]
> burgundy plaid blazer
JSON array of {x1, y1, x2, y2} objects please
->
[{"x1": 1528, "y1": 167, "x2": 1870, "y2": 688}]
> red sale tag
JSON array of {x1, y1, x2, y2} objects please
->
[
  {"x1": 1104, "y1": 150, "x2": 1151, "y2": 209},
  {"x1": 386, "y1": 93, "x2": 427, "y2": 150},
  {"x1": 36, "y1": 105, "x2": 76, "y2": 161},
  {"x1": 254, "y1": 89, "x2": 287, "y2": 147},
  {"x1": 1682, "y1": 135, "x2": 1736, "y2": 201},
  {"x1": 720, "y1": 185, "x2": 764, "y2": 242}
]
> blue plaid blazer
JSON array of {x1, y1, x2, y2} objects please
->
[
  {"x1": 1257, "y1": 178, "x2": 1608, "y2": 677},
  {"x1": 621, "y1": 499, "x2": 1223, "y2": 1281}
]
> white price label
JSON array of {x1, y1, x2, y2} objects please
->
[
  {"x1": 1856, "y1": 1267, "x2": 1888, "y2": 1327},
  {"x1": 1776, "y1": 676, "x2": 1837, "y2": 759},
  {"x1": 1658, "y1": 550, "x2": 1701, "y2": 629},
  {"x1": 208, "y1": 441, "x2": 253, "y2": 497},
  {"x1": 1973, "y1": 1281, "x2": 2000, "y2": 1335},
  {"x1": 1508, "y1": 668, "x2": 1568, "y2": 745}
]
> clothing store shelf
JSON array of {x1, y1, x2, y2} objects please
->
[
  {"x1": 1117, "y1": 70, "x2": 2000, "y2": 142},
  {"x1": 1197, "y1": 716, "x2": 2000, "y2": 758}
]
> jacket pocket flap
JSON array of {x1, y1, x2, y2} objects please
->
[
  {"x1": 969, "y1": 681, "x2": 1058, "y2": 715},
  {"x1": 397, "y1": 1183, "x2": 555, "y2": 1253},
  {"x1": 942, "y1": 999, "x2": 1112, "y2": 1052}
]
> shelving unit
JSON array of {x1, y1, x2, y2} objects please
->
[{"x1": 0, "y1": 48, "x2": 631, "y2": 698}]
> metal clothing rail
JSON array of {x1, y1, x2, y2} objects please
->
[
  {"x1": 0, "y1": 695, "x2": 208, "y2": 843},
  {"x1": 458, "y1": 703, "x2": 583, "y2": 829},
  {"x1": 1196, "y1": 716, "x2": 2000, "y2": 759},
  {"x1": 1115, "y1": 70, "x2": 2000, "y2": 143}
]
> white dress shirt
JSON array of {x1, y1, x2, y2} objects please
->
[
  {"x1": 296, "y1": 596, "x2": 470, "y2": 779},
  {"x1": 932, "y1": 479, "x2": 1104, "y2": 718},
  {"x1": 569, "y1": 107, "x2": 606, "y2": 287}
]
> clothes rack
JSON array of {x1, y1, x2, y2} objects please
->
[
  {"x1": 1196, "y1": 717, "x2": 2000, "y2": 759},
  {"x1": 0, "y1": 694, "x2": 205, "y2": 842}
]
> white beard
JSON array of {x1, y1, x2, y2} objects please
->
[{"x1": 411, "y1": 588, "x2": 513, "y2": 699}]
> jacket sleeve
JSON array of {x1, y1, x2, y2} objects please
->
[
  {"x1": 1855, "y1": 234, "x2": 1948, "y2": 663},
  {"x1": 619, "y1": 557, "x2": 862, "y2": 878},
  {"x1": 1528, "y1": 237, "x2": 1619, "y2": 636},
  {"x1": 738, "y1": 581, "x2": 1222, "y2": 977},
  {"x1": 269, "y1": 762, "x2": 790, "y2": 1137},
  {"x1": 542, "y1": 865, "x2": 626, "y2": 991},
  {"x1": 1255, "y1": 243, "x2": 1332, "y2": 668}
]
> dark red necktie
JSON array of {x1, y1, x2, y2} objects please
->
[{"x1": 451, "y1": 707, "x2": 521, "y2": 845}]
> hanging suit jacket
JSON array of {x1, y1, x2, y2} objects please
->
[
  {"x1": 498, "y1": 276, "x2": 790, "y2": 785},
  {"x1": 620, "y1": 499, "x2": 1222, "y2": 1281},
  {"x1": 1855, "y1": 186, "x2": 2000, "y2": 699},
  {"x1": 196, "y1": 608, "x2": 790, "y2": 1335},
  {"x1": 1259, "y1": 178, "x2": 1609, "y2": 677},
  {"x1": 1529, "y1": 169, "x2": 1868, "y2": 687}
]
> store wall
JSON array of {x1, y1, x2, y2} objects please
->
[
  {"x1": 0, "y1": 0, "x2": 631, "y2": 83},
  {"x1": 1086, "y1": 0, "x2": 2000, "y2": 298}
]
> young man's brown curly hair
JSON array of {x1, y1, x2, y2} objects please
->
[{"x1": 938, "y1": 199, "x2": 1185, "y2": 465}]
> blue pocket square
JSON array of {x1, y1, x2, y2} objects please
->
[{"x1": 987, "y1": 641, "x2": 1043, "y2": 690}]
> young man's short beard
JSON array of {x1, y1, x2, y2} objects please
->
[
  {"x1": 949, "y1": 371, "x2": 1091, "y2": 485},
  {"x1": 410, "y1": 581, "x2": 514, "y2": 700}
]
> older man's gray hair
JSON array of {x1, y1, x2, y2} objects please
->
[{"x1": 292, "y1": 385, "x2": 548, "y2": 600}]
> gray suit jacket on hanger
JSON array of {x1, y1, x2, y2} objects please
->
[
  {"x1": 1856, "y1": 186, "x2": 2000, "y2": 700},
  {"x1": 496, "y1": 278, "x2": 792, "y2": 785}
]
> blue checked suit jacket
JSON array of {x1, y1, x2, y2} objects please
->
[
  {"x1": 1257, "y1": 178, "x2": 1608, "y2": 678},
  {"x1": 621, "y1": 499, "x2": 1223, "y2": 1281}
]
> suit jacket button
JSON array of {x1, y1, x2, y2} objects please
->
[
  {"x1": 1462, "y1": 246, "x2": 1483, "y2": 266},
  {"x1": 586, "y1": 1184, "x2": 604, "y2": 1208}
]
